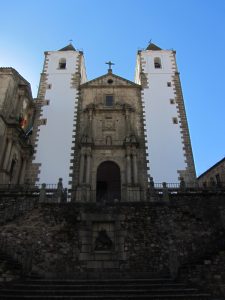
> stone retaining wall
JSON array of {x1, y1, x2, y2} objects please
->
[{"x1": 0, "y1": 193, "x2": 225, "y2": 294}]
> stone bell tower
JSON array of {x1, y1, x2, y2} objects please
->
[
  {"x1": 135, "y1": 43, "x2": 196, "y2": 185},
  {"x1": 29, "y1": 43, "x2": 87, "y2": 186},
  {"x1": 71, "y1": 64, "x2": 148, "y2": 202}
]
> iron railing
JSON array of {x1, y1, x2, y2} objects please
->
[
  {"x1": 0, "y1": 181, "x2": 224, "y2": 205},
  {"x1": 0, "y1": 183, "x2": 57, "y2": 191}
]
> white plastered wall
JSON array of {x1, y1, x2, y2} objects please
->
[
  {"x1": 34, "y1": 50, "x2": 86, "y2": 186},
  {"x1": 135, "y1": 50, "x2": 187, "y2": 183}
]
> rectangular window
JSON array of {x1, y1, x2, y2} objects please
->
[
  {"x1": 167, "y1": 82, "x2": 171, "y2": 87},
  {"x1": 170, "y1": 99, "x2": 175, "y2": 104},
  {"x1": 105, "y1": 95, "x2": 114, "y2": 106},
  {"x1": 38, "y1": 118, "x2": 47, "y2": 125},
  {"x1": 47, "y1": 84, "x2": 52, "y2": 89}
]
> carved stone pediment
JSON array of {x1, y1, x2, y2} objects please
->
[{"x1": 81, "y1": 73, "x2": 141, "y2": 88}]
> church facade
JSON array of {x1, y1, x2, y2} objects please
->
[
  {"x1": 1, "y1": 48, "x2": 225, "y2": 298},
  {"x1": 29, "y1": 42, "x2": 196, "y2": 194},
  {"x1": 70, "y1": 68, "x2": 148, "y2": 202}
]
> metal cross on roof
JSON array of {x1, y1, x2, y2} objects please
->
[{"x1": 105, "y1": 61, "x2": 115, "y2": 71}]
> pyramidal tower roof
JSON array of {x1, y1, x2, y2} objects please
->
[
  {"x1": 146, "y1": 43, "x2": 162, "y2": 51},
  {"x1": 58, "y1": 43, "x2": 76, "y2": 51}
]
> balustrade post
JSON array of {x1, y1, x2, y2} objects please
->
[
  {"x1": 162, "y1": 182, "x2": 169, "y2": 202},
  {"x1": 39, "y1": 183, "x2": 46, "y2": 203},
  {"x1": 179, "y1": 177, "x2": 186, "y2": 192},
  {"x1": 56, "y1": 178, "x2": 63, "y2": 202}
]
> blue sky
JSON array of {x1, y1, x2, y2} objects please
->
[{"x1": 0, "y1": 0, "x2": 224, "y2": 176}]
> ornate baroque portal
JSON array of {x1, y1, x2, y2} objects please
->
[{"x1": 71, "y1": 70, "x2": 148, "y2": 202}]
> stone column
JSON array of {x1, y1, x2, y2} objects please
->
[
  {"x1": 19, "y1": 159, "x2": 27, "y2": 184},
  {"x1": 0, "y1": 137, "x2": 7, "y2": 168},
  {"x1": 85, "y1": 153, "x2": 91, "y2": 185},
  {"x1": 89, "y1": 109, "x2": 93, "y2": 124},
  {"x1": 79, "y1": 153, "x2": 85, "y2": 184},
  {"x1": 125, "y1": 109, "x2": 131, "y2": 135},
  {"x1": 3, "y1": 139, "x2": 13, "y2": 170},
  {"x1": 126, "y1": 155, "x2": 131, "y2": 184},
  {"x1": 13, "y1": 158, "x2": 21, "y2": 184},
  {"x1": 132, "y1": 154, "x2": 138, "y2": 184},
  {"x1": 88, "y1": 109, "x2": 93, "y2": 139}
]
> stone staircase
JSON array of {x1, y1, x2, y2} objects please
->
[{"x1": 0, "y1": 278, "x2": 213, "y2": 299}]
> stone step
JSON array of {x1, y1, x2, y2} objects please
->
[
  {"x1": 23, "y1": 278, "x2": 174, "y2": 284},
  {"x1": 11, "y1": 283, "x2": 187, "y2": 290},
  {"x1": 27, "y1": 271, "x2": 171, "y2": 280},
  {"x1": 0, "y1": 294, "x2": 212, "y2": 299},
  {"x1": 0, "y1": 278, "x2": 212, "y2": 299},
  {"x1": 0, "y1": 288, "x2": 200, "y2": 295}
]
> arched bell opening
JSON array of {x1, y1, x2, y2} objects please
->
[{"x1": 96, "y1": 161, "x2": 121, "y2": 202}]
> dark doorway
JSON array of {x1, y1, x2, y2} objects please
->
[{"x1": 96, "y1": 161, "x2": 121, "y2": 202}]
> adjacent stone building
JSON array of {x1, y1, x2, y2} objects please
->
[
  {"x1": 198, "y1": 157, "x2": 225, "y2": 187},
  {"x1": 0, "y1": 68, "x2": 34, "y2": 184}
]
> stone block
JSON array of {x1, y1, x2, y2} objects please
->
[
  {"x1": 79, "y1": 252, "x2": 89, "y2": 261},
  {"x1": 81, "y1": 244, "x2": 90, "y2": 253},
  {"x1": 103, "y1": 260, "x2": 119, "y2": 268},
  {"x1": 93, "y1": 252, "x2": 112, "y2": 261},
  {"x1": 87, "y1": 260, "x2": 103, "y2": 269}
]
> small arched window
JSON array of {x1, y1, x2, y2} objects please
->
[
  {"x1": 154, "y1": 57, "x2": 161, "y2": 69},
  {"x1": 58, "y1": 58, "x2": 66, "y2": 69}
]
